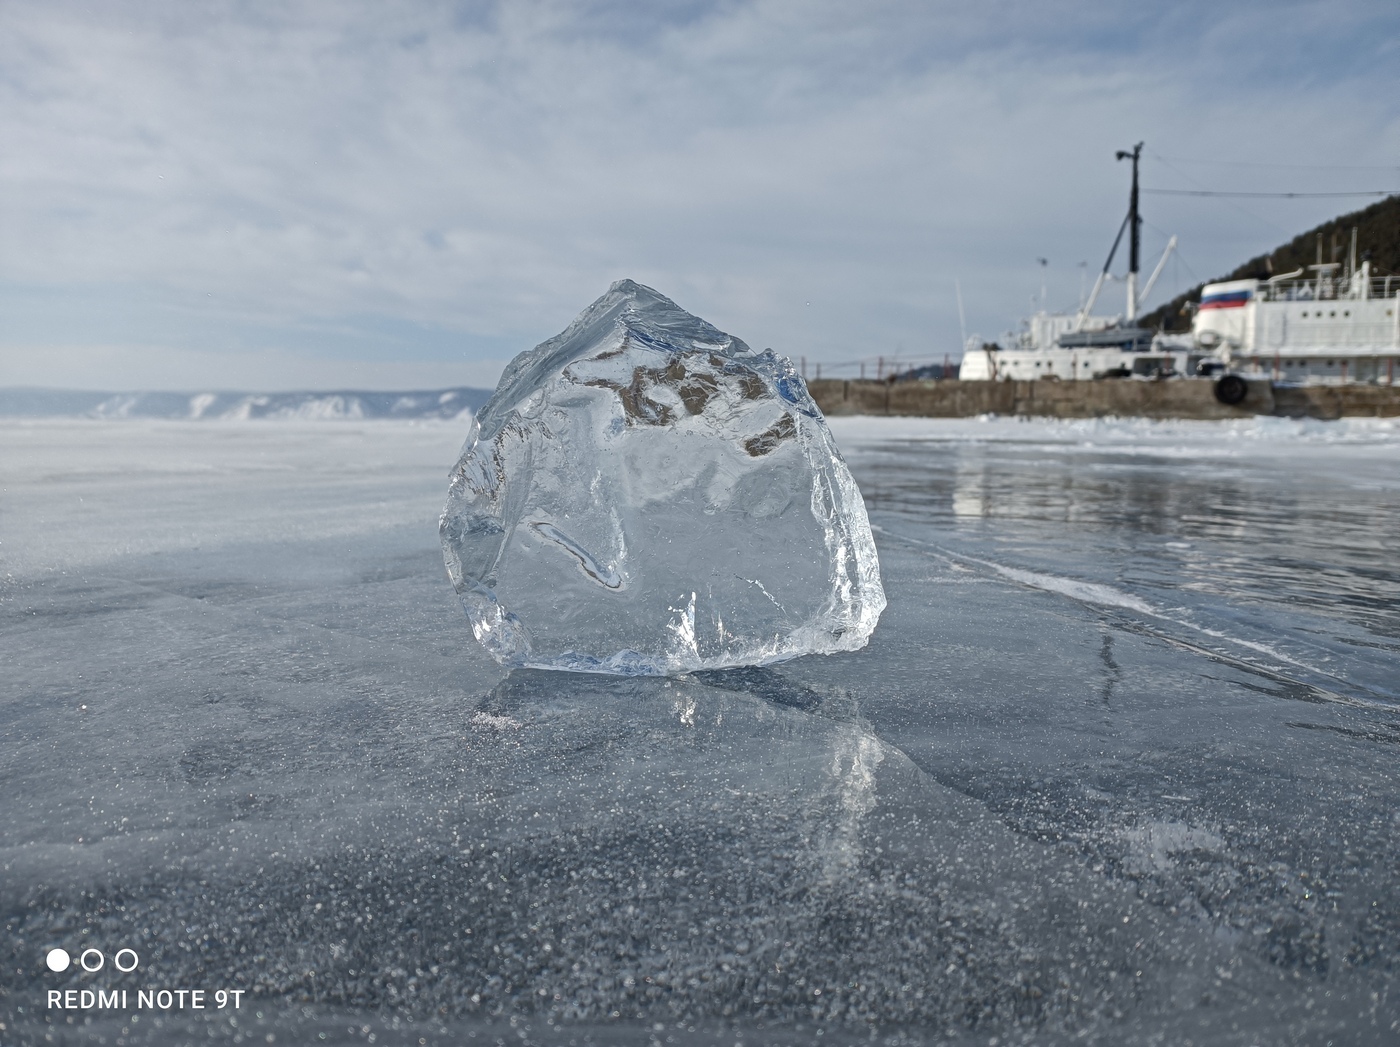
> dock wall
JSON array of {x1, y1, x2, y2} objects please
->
[{"x1": 807, "y1": 378, "x2": 1400, "y2": 421}]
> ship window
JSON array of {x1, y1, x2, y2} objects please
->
[
  {"x1": 1302, "y1": 311, "x2": 1309, "y2": 317},
  {"x1": 1344, "y1": 311, "x2": 1350, "y2": 317},
  {"x1": 1330, "y1": 311, "x2": 1336, "y2": 317}
]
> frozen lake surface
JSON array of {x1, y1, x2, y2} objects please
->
[{"x1": 2, "y1": 414, "x2": 1398, "y2": 1045}]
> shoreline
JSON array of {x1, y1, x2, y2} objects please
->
[{"x1": 808, "y1": 377, "x2": 1400, "y2": 420}]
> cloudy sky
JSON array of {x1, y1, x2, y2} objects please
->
[{"x1": 3, "y1": 0, "x2": 1398, "y2": 391}]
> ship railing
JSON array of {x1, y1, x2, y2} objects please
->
[{"x1": 1256, "y1": 276, "x2": 1399, "y2": 303}]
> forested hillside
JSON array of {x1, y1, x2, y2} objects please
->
[{"x1": 1142, "y1": 194, "x2": 1400, "y2": 331}]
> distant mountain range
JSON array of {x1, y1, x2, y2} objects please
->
[{"x1": 0, "y1": 386, "x2": 494, "y2": 420}]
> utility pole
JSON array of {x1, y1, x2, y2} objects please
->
[{"x1": 1116, "y1": 142, "x2": 1142, "y2": 322}]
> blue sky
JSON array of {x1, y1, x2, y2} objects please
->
[{"x1": 3, "y1": 0, "x2": 1398, "y2": 391}]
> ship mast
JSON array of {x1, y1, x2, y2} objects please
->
[
  {"x1": 1072, "y1": 141, "x2": 1145, "y2": 333},
  {"x1": 1116, "y1": 142, "x2": 1142, "y2": 321}
]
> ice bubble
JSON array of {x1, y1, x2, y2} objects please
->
[{"x1": 440, "y1": 279, "x2": 885, "y2": 675}]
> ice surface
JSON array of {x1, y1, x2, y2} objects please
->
[
  {"x1": 440, "y1": 280, "x2": 885, "y2": 674},
  {"x1": 4, "y1": 416, "x2": 1400, "y2": 1045}
]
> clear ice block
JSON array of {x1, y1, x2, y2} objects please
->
[{"x1": 440, "y1": 279, "x2": 885, "y2": 674}]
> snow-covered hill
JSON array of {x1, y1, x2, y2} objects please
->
[{"x1": 0, "y1": 386, "x2": 493, "y2": 420}]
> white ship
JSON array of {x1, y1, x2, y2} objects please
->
[
  {"x1": 1194, "y1": 241, "x2": 1400, "y2": 387},
  {"x1": 960, "y1": 143, "x2": 1199, "y2": 382},
  {"x1": 955, "y1": 306, "x2": 1198, "y2": 383}
]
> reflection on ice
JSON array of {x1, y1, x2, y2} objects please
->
[
  {"x1": 1121, "y1": 820, "x2": 1227, "y2": 876},
  {"x1": 840, "y1": 415, "x2": 1400, "y2": 705}
]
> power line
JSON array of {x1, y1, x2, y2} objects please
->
[
  {"x1": 1150, "y1": 156, "x2": 1400, "y2": 172},
  {"x1": 1146, "y1": 151, "x2": 1292, "y2": 237},
  {"x1": 1144, "y1": 188, "x2": 1397, "y2": 198}
]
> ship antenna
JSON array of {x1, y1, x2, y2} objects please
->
[{"x1": 1116, "y1": 142, "x2": 1143, "y2": 322}]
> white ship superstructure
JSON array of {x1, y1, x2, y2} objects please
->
[{"x1": 957, "y1": 311, "x2": 1196, "y2": 382}]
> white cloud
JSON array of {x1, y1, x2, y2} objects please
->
[
  {"x1": 0, "y1": 343, "x2": 508, "y2": 393},
  {"x1": 2, "y1": 0, "x2": 1397, "y2": 388}
]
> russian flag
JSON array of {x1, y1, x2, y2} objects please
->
[{"x1": 1199, "y1": 290, "x2": 1252, "y2": 311}]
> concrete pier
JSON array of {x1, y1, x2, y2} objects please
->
[{"x1": 807, "y1": 378, "x2": 1400, "y2": 421}]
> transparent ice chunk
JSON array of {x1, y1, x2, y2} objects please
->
[{"x1": 440, "y1": 279, "x2": 885, "y2": 674}]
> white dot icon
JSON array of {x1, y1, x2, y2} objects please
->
[{"x1": 46, "y1": 948, "x2": 71, "y2": 972}]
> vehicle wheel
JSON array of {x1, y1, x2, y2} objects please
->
[{"x1": 1214, "y1": 374, "x2": 1248, "y2": 405}]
